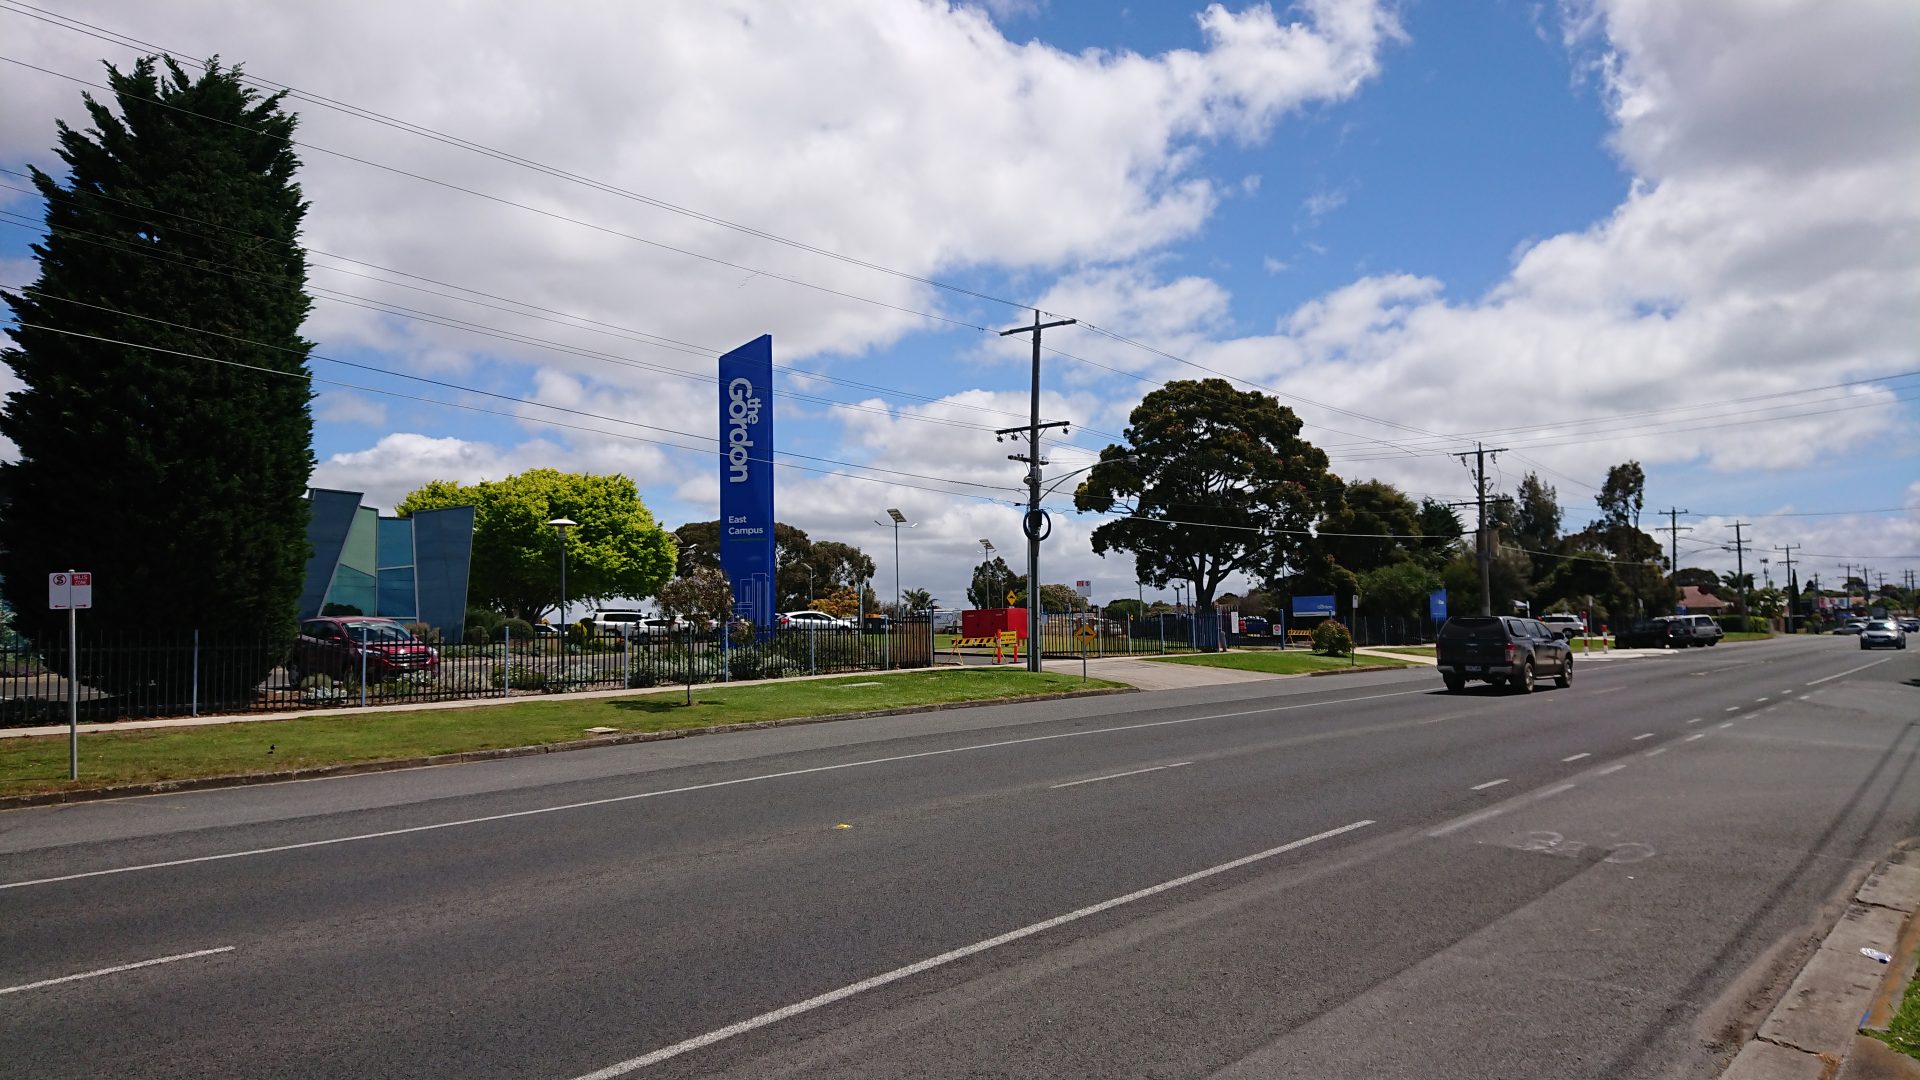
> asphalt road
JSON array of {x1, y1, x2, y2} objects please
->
[{"x1": 2, "y1": 635, "x2": 1915, "y2": 1079}]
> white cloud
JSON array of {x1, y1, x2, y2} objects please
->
[{"x1": 313, "y1": 391, "x2": 388, "y2": 427}]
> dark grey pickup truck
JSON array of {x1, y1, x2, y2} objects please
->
[{"x1": 1435, "y1": 615, "x2": 1573, "y2": 693}]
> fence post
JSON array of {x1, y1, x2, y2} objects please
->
[
  {"x1": 191, "y1": 627, "x2": 200, "y2": 718},
  {"x1": 685, "y1": 624, "x2": 693, "y2": 706},
  {"x1": 502, "y1": 624, "x2": 510, "y2": 697},
  {"x1": 625, "y1": 628, "x2": 633, "y2": 688},
  {"x1": 358, "y1": 626, "x2": 369, "y2": 708},
  {"x1": 809, "y1": 626, "x2": 817, "y2": 675}
]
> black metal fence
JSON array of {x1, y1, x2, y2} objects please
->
[{"x1": 0, "y1": 624, "x2": 939, "y2": 727}]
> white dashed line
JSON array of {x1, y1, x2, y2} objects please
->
[
  {"x1": 1755, "y1": 697, "x2": 1770, "y2": 703},
  {"x1": 1684, "y1": 734, "x2": 1705, "y2": 742},
  {"x1": 567, "y1": 821, "x2": 1376, "y2": 1079},
  {"x1": 1718, "y1": 721, "x2": 1735, "y2": 729},
  {"x1": 1686, "y1": 717, "x2": 1705, "y2": 725},
  {"x1": 0, "y1": 947, "x2": 235, "y2": 996},
  {"x1": 1471, "y1": 778, "x2": 1510, "y2": 791},
  {"x1": 1050, "y1": 763, "x2": 1191, "y2": 789},
  {"x1": 1631, "y1": 733, "x2": 1655, "y2": 741},
  {"x1": 1561, "y1": 753, "x2": 1591, "y2": 763},
  {"x1": 1724, "y1": 706, "x2": 1741, "y2": 712},
  {"x1": 1645, "y1": 747, "x2": 1668, "y2": 756}
]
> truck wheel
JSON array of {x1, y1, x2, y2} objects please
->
[
  {"x1": 1443, "y1": 673, "x2": 1465, "y2": 692},
  {"x1": 1510, "y1": 660, "x2": 1535, "y2": 694},
  {"x1": 1555, "y1": 657, "x2": 1572, "y2": 688}
]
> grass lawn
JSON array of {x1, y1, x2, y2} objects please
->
[
  {"x1": 1722, "y1": 631, "x2": 1774, "y2": 643},
  {"x1": 1873, "y1": 975, "x2": 1920, "y2": 1060},
  {"x1": 1375, "y1": 645, "x2": 1435, "y2": 656},
  {"x1": 0, "y1": 669, "x2": 1123, "y2": 799},
  {"x1": 1149, "y1": 651, "x2": 1416, "y2": 675}
]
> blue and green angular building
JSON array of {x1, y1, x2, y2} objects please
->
[{"x1": 296, "y1": 489, "x2": 474, "y2": 639}]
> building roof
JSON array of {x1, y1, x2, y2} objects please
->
[{"x1": 1678, "y1": 585, "x2": 1732, "y2": 612}]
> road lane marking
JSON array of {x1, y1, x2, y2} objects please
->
[
  {"x1": 1756, "y1": 697, "x2": 1770, "y2": 703},
  {"x1": 1685, "y1": 734, "x2": 1705, "y2": 742},
  {"x1": 1596, "y1": 763, "x2": 1629, "y2": 776},
  {"x1": 1471, "y1": 779, "x2": 1510, "y2": 791},
  {"x1": 565, "y1": 820, "x2": 1377, "y2": 1080},
  {"x1": 1719, "y1": 721, "x2": 1735, "y2": 729},
  {"x1": 1807, "y1": 657, "x2": 1894, "y2": 686},
  {"x1": 0, "y1": 690, "x2": 1433, "y2": 892},
  {"x1": 1631, "y1": 733, "x2": 1655, "y2": 741},
  {"x1": 0, "y1": 947, "x2": 234, "y2": 996},
  {"x1": 1050, "y1": 763, "x2": 1190, "y2": 789},
  {"x1": 1535, "y1": 783, "x2": 1577, "y2": 800},
  {"x1": 1725, "y1": 706, "x2": 1741, "y2": 712},
  {"x1": 1686, "y1": 718, "x2": 1705, "y2": 724},
  {"x1": 1645, "y1": 747, "x2": 1668, "y2": 756},
  {"x1": 1561, "y1": 753, "x2": 1591, "y2": 763}
]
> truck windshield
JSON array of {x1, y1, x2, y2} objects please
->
[{"x1": 1439, "y1": 618, "x2": 1505, "y2": 641}]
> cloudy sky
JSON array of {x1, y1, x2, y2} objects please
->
[{"x1": 2, "y1": 0, "x2": 1916, "y2": 606}]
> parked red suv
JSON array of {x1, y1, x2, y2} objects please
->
[{"x1": 290, "y1": 617, "x2": 439, "y2": 683}]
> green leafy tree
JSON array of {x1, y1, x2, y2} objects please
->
[
  {"x1": 1413, "y1": 499, "x2": 1465, "y2": 571},
  {"x1": 967, "y1": 556, "x2": 1017, "y2": 608},
  {"x1": 398, "y1": 469, "x2": 675, "y2": 620},
  {"x1": 1103, "y1": 598, "x2": 1147, "y2": 621},
  {"x1": 1035, "y1": 583, "x2": 1086, "y2": 613},
  {"x1": 1313, "y1": 480, "x2": 1423, "y2": 576},
  {"x1": 902, "y1": 587, "x2": 934, "y2": 613},
  {"x1": 670, "y1": 521, "x2": 872, "y2": 611},
  {"x1": 1074, "y1": 378, "x2": 1341, "y2": 613},
  {"x1": 0, "y1": 57, "x2": 314, "y2": 702},
  {"x1": 1358, "y1": 561, "x2": 1442, "y2": 618},
  {"x1": 1512, "y1": 473, "x2": 1561, "y2": 580},
  {"x1": 1671, "y1": 568, "x2": 1723, "y2": 594}
]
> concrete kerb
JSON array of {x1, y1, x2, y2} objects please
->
[
  {"x1": 0, "y1": 686, "x2": 1137, "y2": 811},
  {"x1": 1723, "y1": 848, "x2": 1920, "y2": 1080}
]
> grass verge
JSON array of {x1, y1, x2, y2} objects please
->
[
  {"x1": 1721, "y1": 631, "x2": 1775, "y2": 643},
  {"x1": 1149, "y1": 651, "x2": 1416, "y2": 675},
  {"x1": 0, "y1": 669, "x2": 1123, "y2": 799},
  {"x1": 1872, "y1": 976, "x2": 1920, "y2": 1060}
]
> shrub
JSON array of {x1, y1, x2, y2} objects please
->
[
  {"x1": 497, "y1": 618, "x2": 535, "y2": 643},
  {"x1": 404, "y1": 621, "x2": 443, "y2": 645},
  {"x1": 1311, "y1": 619, "x2": 1353, "y2": 656},
  {"x1": 321, "y1": 603, "x2": 364, "y2": 617},
  {"x1": 490, "y1": 663, "x2": 548, "y2": 691},
  {"x1": 626, "y1": 668, "x2": 659, "y2": 689}
]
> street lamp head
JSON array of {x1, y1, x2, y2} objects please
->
[
  {"x1": 886, "y1": 508, "x2": 907, "y2": 524},
  {"x1": 547, "y1": 517, "x2": 578, "y2": 530}
]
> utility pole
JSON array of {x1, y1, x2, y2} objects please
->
[
  {"x1": 1656, "y1": 507, "x2": 1691, "y2": 578},
  {"x1": 1775, "y1": 543, "x2": 1798, "y2": 632},
  {"x1": 999, "y1": 309, "x2": 1075, "y2": 673},
  {"x1": 1453, "y1": 443, "x2": 1510, "y2": 616},
  {"x1": 1728, "y1": 522, "x2": 1752, "y2": 620}
]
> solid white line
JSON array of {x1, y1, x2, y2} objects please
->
[
  {"x1": 1561, "y1": 753, "x2": 1591, "y2": 763},
  {"x1": 1645, "y1": 747, "x2": 1668, "y2": 756},
  {"x1": 1427, "y1": 805, "x2": 1513, "y2": 837},
  {"x1": 1807, "y1": 657, "x2": 1894, "y2": 686},
  {"x1": 1596, "y1": 763, "x2": 1629, "y2": 776},
  {"x1": 1470, "y1": 778, "x2": 1510, "y2": 791},
  {"x1": 566, "y1": 820, "x2": 1376, "y2": 1079},
  {"x1": 0, "y1": 947, "x2": 234, "y2": 996},
  {"x1": 1534, "y1": 782, "x2": 1577, "y2": 800},
  {"x1": 0, "y1": 689, "x2": 1430, "y2": 892},
  {"x1": 1684, "y1": 733, "x2": 1705, "y2": 742},
  {"x1": 1631, "y1": 733, "x2": 1655, "y2": 741},
  {"x1": 1050, "y1": 762, "x2": 1190, "y2": 789}
]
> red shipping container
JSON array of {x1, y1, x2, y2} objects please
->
[{"x1": 961, "y1": 607, "x2": 1027, "y2": 640}]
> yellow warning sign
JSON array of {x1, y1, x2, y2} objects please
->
[
  {"x1": 1075, "y1": 624, "x2": 1098, "y2": 643},
  {"x1": 998, "y1": 630, "x2": 1019, "y2": 647}
]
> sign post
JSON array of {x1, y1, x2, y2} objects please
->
[{"x1": 49, "y1": 571, "x2": 92, "y2": 780}]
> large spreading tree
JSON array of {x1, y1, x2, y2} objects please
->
[
  {"x1": 1074, "y1": 378, "x2": 1342, "y2": 614},
  {"x1": 0, "y1": 57, "x2": 315, "y2": 697},
  {"x1": 398, "y1": 469, "x2": 676, "y2": 621}
]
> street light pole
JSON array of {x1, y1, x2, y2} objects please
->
[
  {"x1": 547, "y1": 517, "x2": 577, "y2": 631},
  {"x1": 979, "y1": 538, "x2": 995, "y2": 609},
  {"x1": 876, "y1": 509, "x2": 913, "y2": 618}
]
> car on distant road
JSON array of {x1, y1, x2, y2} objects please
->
[
  {"x1": 291, "y1": 617, "x2": 439, "y2": 683},
  {"x1": 1616, "y1": 617, "x2": 1689, "y2": 649},
  {"x1": 1833, "y1": 621, "x2": 1866, "y2": 635},
  {"x1": 1859, "y1": 620, "x2": 1907, "y2": 650},
  {"x1": 1435, "y1": 615, "x2": 1573, "y2": 693},
  {"x1": 585, "y1": 609, "x2": 648, "y2": 637},
  {"x1": 1670, "y1": 614, "x2": 1724, "y2": 647},
  {"x1": 1900, "y1": 618, "x2": 1920, "y2": 633},
  {"x1": 778, "y1": 610, "x2": 855, "y2": 633},
  {"x1": 1538, "y1": 613, "x2": 1586, "y2": 640}
]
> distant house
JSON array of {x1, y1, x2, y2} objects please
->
[{"x1": 1677, "y1": 585, "x2": 1732, "y2": 614}]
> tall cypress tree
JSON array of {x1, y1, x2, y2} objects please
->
[{"x1": 0, "y1": 56, "x2": 314, "y2": 702}]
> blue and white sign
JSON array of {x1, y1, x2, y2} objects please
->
[
  {"x1": 1291, "y1": 594, "x2": 1335, "y2": 618},
  {"x1": 719, "y1": 335, "x2": 776, "y2": 627},
  {"x1": 1428, "y1": 589, "x2": 1448, "y2": 622}
]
